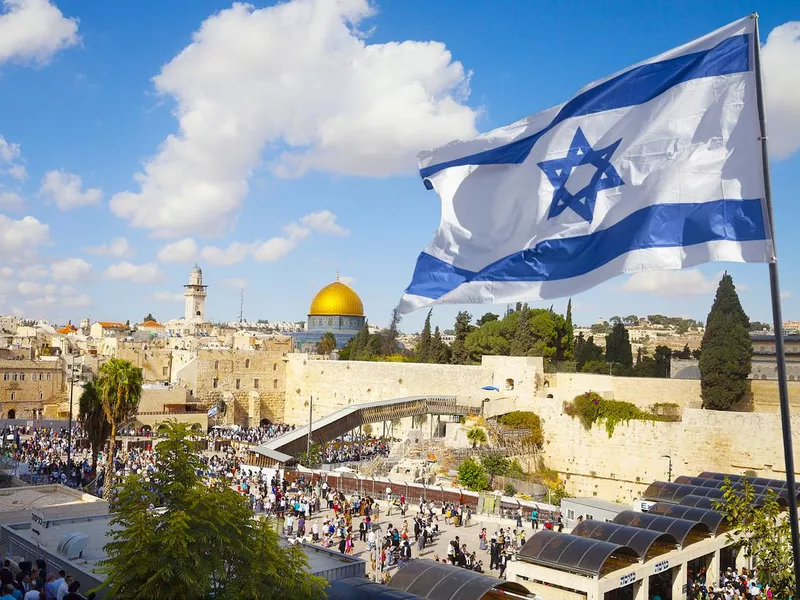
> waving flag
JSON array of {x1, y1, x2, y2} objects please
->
[{"x1": 399, "y1": 16, "x2": 771, "y2": 313}]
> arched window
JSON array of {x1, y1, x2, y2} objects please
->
[
  {"x1": 245, "y1": 359, "x2": 250, "y2": 368},
  {"x1": 7, "y1": 409, "x2": 15, "y2": 419},
  {"x1": 214, "y1": 360, "x2": 219, "y2": 370},
  {"x1": 505, "y1": 378, "x2": 515, "y2": 391}
]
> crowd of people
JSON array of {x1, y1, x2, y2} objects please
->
[
  {"x1": 320, "y1": 438, "x2": 390, "y2": 465},
  {"x1": 207, "y1": 423, "x2": 295, "y2": 445},
  {"x1": 683, "y1": 566, "x2": 767, "y2": 600},
  {"x1": 0, "y1": 558, "x2": 93, "y2": 599}
]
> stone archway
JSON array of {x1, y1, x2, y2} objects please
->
[
  {"x1": 260, "y1": 418, "x2": 272, "y2": 427},
  {"x1": 7, "y1": 409, "x2": 16, "y2": 419}
]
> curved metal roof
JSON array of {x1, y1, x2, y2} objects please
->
[
  {"x1": 388, "y1": 559, "x2": 530, "y2": 600},
  {"x1": 517, "y1": 530, "x2": 639, "y2": 577},
  {"x1": 675, "y1": 476, "x2": 797, "y2": 503},
  {"x1": 642, "y1": 481, "x2": 725, "y2": 503},
  {"x1": 327, "y1": 577, "x2": 423, "y2": 600},
  {"x1": 679, "y1": 493, "x2": 770, "y2": 510},
  {"x1": 647, "y1": 503, "x2": 727, "y2": 534},
  {"x1": 612, "y1": 510, "x2": 711, "y2": 546},
  {"x1": 571, "y1": 520, "x2": 677, "y2": 560},
  {"x1": 697, "y1": 471, "x2": 800, "y2": 492}
]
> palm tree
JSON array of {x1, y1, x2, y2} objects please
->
[
  {"x1": 97, "y1": 358, "x2": 143, "y2": 499},
  {"x1": 466, "y1": 427, "x2": 487, "y2": 449},
  {"x1": 78, "y1": 381, "x2": 111, "y2": 488}
]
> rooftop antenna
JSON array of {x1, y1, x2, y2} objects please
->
[{"x1": 239, "y1": 288, "x2": 245, "y2": 324}]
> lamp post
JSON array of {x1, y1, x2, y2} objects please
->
[
  {"x1": 661, "y1": 454, "x2": 672, "y2": 482},
  {"x1": 66, "y1": 350, "x2": 76, "y2": 486}
]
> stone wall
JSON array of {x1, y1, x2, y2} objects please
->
[
  {"x1": 116, "y1": 346, "x2": 173, "y2": 383},
  {"x1": 0, "y1": 358, "x2": 64, "y2": 419},
  {"x1": 535, "y1": 396, "x2": 800, "y2": 501},
  {"x1": 137, "y1": 386, "x2": 193, "y2": 412},
  {"x1": 194, "y1": 339, "x2": 291, "y2": 427},
  {"x1": 282, "y1": 354, "x2": 543, "y2": 426}
]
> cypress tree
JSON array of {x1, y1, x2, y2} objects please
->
[
  {"x1": 432, "y1": 326, "x2": 451, "y2": 364},
  {"x1": 605, "y1": 322, "x2": 633, "y2": 366},
  {"x1": 700, "y1": 273, "x2": 752, "y2": 410},
  {"x1": 416, "y1": 309, "x2": 433, "y2": 362},
  {"x1": 563, "y1": 298, "x2": 575, "y2": 360},
  {"x1": 450, "y1": 311, "x2": 473, "y2": 364}
]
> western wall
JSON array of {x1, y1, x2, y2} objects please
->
[{"x1": 282, "y1": 353, "x2": 800, "y2": 502}]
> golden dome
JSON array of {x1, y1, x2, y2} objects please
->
[{"x1": 309, "y1": 280, "x2": 364, "y2": 317}]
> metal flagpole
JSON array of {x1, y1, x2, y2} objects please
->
[
  {"x1": 66, "y1": 351, "x2": 75, "y2": 486},
  {"x1": 753, "y1": 13, "x2": 800, "y2": 598}
]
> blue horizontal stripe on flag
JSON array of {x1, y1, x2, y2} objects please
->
[
  {"x1": 405, "y1": 198, "x2": 766, "y2": 300},
  {"x1": 419, "y1": 34, "x2": 750, "y2": 181}
]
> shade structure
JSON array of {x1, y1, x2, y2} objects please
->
[
  {"x1": 517, "y1": 530, "x2": 639, "y2": 578},
  {"x1": 678, "y1": 495, "x2": 720, "y2": 510},
  {"x1": 612, "y1": 511, "x2": 711, "y2": 547},
  {"x1": 647, "y1": 503, "x2": 728, "y2": 534},
  {"x1": 571, "y1": 520, "x2": 677, "y2": 561},
  {"x1": 674, "y1": 476, "x2": 798, "y2": 504},
  {"x1": 388, "y1": 559, "x2": 530, "y2": 600},
  {"x1": 327, "y1": 577, "x2": 423, "y2": 600},
  {"x1": 698, "y1": 471, "x2": 800, "y2": 491},
  {"x1": 642, "y1": 481, "x2": 726, "y2": 503}
]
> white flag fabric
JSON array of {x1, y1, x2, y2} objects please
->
[
  {"x1": 207, "y1": 405, "x2": 218, "y2": 417},
  {"x1": 399, "y1": 17, "x2": 771, "y2": 313}
]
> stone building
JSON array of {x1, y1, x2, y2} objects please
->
[
  {"x1": 0, "y1": 357, "x2": 64, "y2": 419},
  {"x1": 189, "y1": 337, "x2": 292, "y2": 426},
  {"x1": 115, "y1": 342, "x2": 174, "y2": 384}
]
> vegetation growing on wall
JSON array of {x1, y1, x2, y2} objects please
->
[
  {"x1": 497, "y1": 411, "x2": 544, "y2": 448},
  {"x1": 457, "y1": 457, "x2": 489, "y2": 491},
  {"x1": 563, "y1": 391, "x2": 679, "y2": 436}
]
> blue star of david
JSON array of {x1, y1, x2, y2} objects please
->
[{"x1": 538, "y1": 128, "x2": 624, "y2": 223}]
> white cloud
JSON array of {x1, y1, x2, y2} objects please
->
[
  {"x1": 50, "y1": 257, "x2": 91, "y2": 281},
  {"x1": 17, "y1": 281, "x2": 56, "y2": 296},
  {"x1": 84, "y1": 236, "x2": 134, "y2": 258},
  {"x1": 109, "y1": 0, "x2": 477, "y2": 237},
  {"x1": 0, "y1": 214, "x2": 50, "y2": 257},
  {"x1": 200, "y1": 241, "x2": 252, "y2": 266},
  {"x1": 781, "y1": 290, "x2": 793, "y2": 300},
  {"x1": 105, "y1": 261, "x2": 164, "y2": 284},
  {"x1": 339, "y1": 275, "x2": 356, "y2": 285},
  {"x1": 0, "y1": 191, "x2": 23, "y2": 211},
  {"x1": 24, "y1": 264, "x2": 48, "y2": 279},
  {"x1": 300, "y1": 210, "x2": 349, "y2": 236},
  {"x1": 0, "y1": 266, "x2": 11, "y2": 277},
  {"x1": 27, "y1": 285, "x2": 92, "y2": 309},
  {"x1": 156, "y1": 237, "x2": 198, "y2": 263},
  {"x1": 0, "y1": 135, "x2": 26, "y2": 180},
  {"x1": 40, "y1": 170, "x2": 102, "y2": 210},
  {"x1": 252, "y1": 225, "x2": 307, "y2": 262},
  {"x1": 762, "y1": 22, "x2": 800, "y2": 158},
  {"x1": 222, "y1": 277, "x2": 248, "y2": 289},
  {"x1": 619, "y1": 270, "x2": 726, "y2": 297},
  {"x1": 153, "y1": 291, "x2": 184, "y2": 303},
  {"x1": 0, "y1": 0, "x2": 79, "y2": 64}
]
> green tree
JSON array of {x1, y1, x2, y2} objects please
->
[
  {"x1": 497, "y1": 411, "x2": 544, "y2": 448},
  {"x1": 673, "y1": 344, "x2": 692, "y2": 360},
  {"x1": 381, "y1": 307, "x2": 402, "y2": 356},
  {"x1": 576, "y1": 335, "x2": 604, "y2": 370},
  {"x1": 749, "y1": 320, "x2": 771, "y2": 332},
  {"x1": 431, "y1": 326, "x2": 452, "y2": 364},
  {"x1": 713, "y1": 479, "x2": 794, "y2": 598},
  {"x1": 481, "y1": 453, "x2": 510, "y2": 488},
  {"x1": 143, "y1": 313, "x2": 156, "y2": 322},
  {"x1": 562, "y1": 298, "x2": 575, "y2": 361},
  {"x1": 510, "y1": 307, "x2": 534, "y2": 356},
  {"x1": 315, "y1": 332, "x2": 337, "y2": 355},
  {"x1": 78, "y1": 381, "x2": 111, "y2": 484},
  {"x1": 416, "y1": 309, "x2": 433, "y2": 362},
  {"x1": 699, "y1": 274, "x2": 752, "y2": 410},
  {"x1": 450, "y1": 311, "x2": 473, "y2": 364},
  {"x1": 476, "y1": 313, "x2": 499, "y2": 327},
  {"x1": 465, "y1": 320, "x2": 510, "y2": 361},
  {"x1": 623, "y1": 315, "x2": 638, "y2": 325},
  {"x1": 466, "y1": 427, "x2": 487, "y2": 449},
  {"x1": 100, "y1": 422, "x2": 327, "y2": 600},
  {"x1": 457, "y1": 458, "x2": 489, "y2": 491},
  {"x1": 97, "y1": 358, "x2": 143, "y2": 499},
  {"x1": 605, "y1": 322, "x2": 633, "y2": 367}
]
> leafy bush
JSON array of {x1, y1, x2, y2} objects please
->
[
  {"x1": 507, "y1": 459, "x2": 526, "y2": 479},
  {"x1": 503, "y1": 483, "x2": 517, "y2": 496},
  {"x1": 563, "y1": 391, "x2": 675, "y2": 436},
  {"x1": 497, "y1": 411, "x2": 544, "y2": 448},
  {"x1": 457, "y1": 458, "x2": 489, "y2": 491}
]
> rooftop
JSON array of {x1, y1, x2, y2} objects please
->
[
  {"x1": 0, "y1": 484, "x2": 108, "y2": 526},
  {"x1": 561, "y1": 497, "x2": 629, "y2": 513},
  {"x1": 0, "y1": 358, "x2": 62, "y2": 369}
]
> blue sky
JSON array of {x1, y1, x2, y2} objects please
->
[{"x1": 0, "y1": 0, "x2": 798, "y2": 332}]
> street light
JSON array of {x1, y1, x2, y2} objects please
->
[{"x1": 661, "y1": 455, "x2": 672, "y2": 482}]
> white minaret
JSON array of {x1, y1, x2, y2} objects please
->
[{"x1": 184, "y1": 264, "x2": 208, "y2": 321}]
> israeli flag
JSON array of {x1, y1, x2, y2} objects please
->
[
  {"x1": 207, "y1": 405, "x2": 218, "y2": 417},
  {"x1": 400, "y1": 17, "x2": 771, "y2": 313}
]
